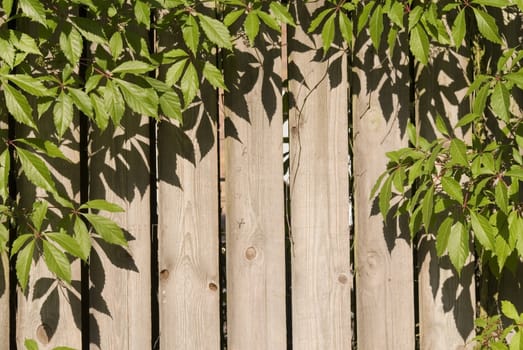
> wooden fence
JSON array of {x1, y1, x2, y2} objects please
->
[{"x1": 1, "y1": 2, "x2": 522, "y2": 350}]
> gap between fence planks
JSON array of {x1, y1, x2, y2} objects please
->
[
  {"x1": 288, "y1": 1, "x2": 352, "y2": 348},
  {"x1": 223, "y1": 33, "x2": 287, "y2": 349},
  {"x1": 352, "y1": 31, "x2": 415, "y2": 349}
]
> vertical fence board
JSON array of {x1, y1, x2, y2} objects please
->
[
  {"x1": 416, "y1": 48, "x2": 475, "y2": 349},
  {"x1": 0, "y1": 120, "x2": 8, "y2": 350},
  {"x1": 223, "y1": 34, "x2": 286, "y2": 350},
  {"x1": 89, "y1": 115, "x2": 151, "y2": 349},
  {"x1": 352, "y1": 34, "x2": 415, "y2": 349},
  {"x1": 288, "y1": 2, "x2": 351, "y2": 348},
  {"x1": 158, "y1": 91, "x2": 220, "y2": 349}
]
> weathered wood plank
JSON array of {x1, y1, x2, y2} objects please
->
[
  {"x1": 352, "y1": 32, "x2": 415, "y2": 349},
  {"x1": 288, "y1": 2, "x2": 351, "y2": 348},
  {"x1": 157, "y1": 92, "x2": 220, "y2": 349},
  {"x1": 0, "y1": 121, "x2": 9, "y2": 350},
  {"x1": 416, "y1": 48, "x2": 475, "y2": 349},
  {"x1": 89, "y1": 116, "x2": 151, "y2": 349},
  {"x1": 223, "y1": 33, "x2": 286, "y2": 350}
]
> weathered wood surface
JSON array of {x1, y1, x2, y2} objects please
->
[
  {"x1": 352, "y1": 31, "x2": 415, "y2": 349},
  {"x1": 0, "y1": 120, "x2": 9, "y2": 350},
  {"x1": 157, "y1": 93, "x2": 220, "y2": 349},
  {"x1": 89, "y1": 115, "x2": 151, "y2": 349},
  {"x1": 223, "y1": 34, "x2": 286, "y2": 350},
  {"x1": 288, "y1": 2, "x2": 351, "y2": 348},
  {"x1": 416, "y1": 48, "x2": 475, "y2": 350}
]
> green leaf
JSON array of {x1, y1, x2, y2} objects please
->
[
  {"x1": 471, "y1": 0, "x2": 510, "y2": 7},
  {"x1": 42, "y1": 240, "x2": 71, "y2": 283},
  {"x1": 470, "y1": 211, "x2": 495, "y2": 251},
  {"x1": 473, "y1": 83, "x2": 490, "y2": 115},
  {"x1": 245, "y1": 11, "x2": 260, "y2": 46},
  {"x1": 69, "y1": 87, "x2": 93, "y2": 118},
  {"x1": 223, "y1": 9, "x2": 244, "y2": 27},
  {"x1": 410, "y1": 24, "x2": 429, "y2": 64},
  {"x1": 3, "y1": 84, "x2": 36, "y2": 129},
  {"x1": 159, "y1": 91, "x2": 182, "y2": 121},
  {"x1": 82, "y1": 213, "x2": 127, "y2": 246},
  {"x1": 442, "y1": 177, "x2": 464, "y2": 204},
  {"x1": 505, "y1": 70, "x2": 523, "y2": 89},
  {"x1": 422, "y1": 186, "x2": 434, "y2": 232},
  {"x1": 180, "y1": 62, "x2": 199, "y2": 107},
  {"x1": 16, "y1": 147, "x2": 57, "y2": 194},
  {"x1": 257, "y1": 10, "x2": 280, "y2": 32},
  {"x1": 455, "y1": 112, "x2": 481, "y2": 128},
  {"x1": 450, "y1": 139, "x2": 468, "y2": 167},
  {"x1": 46, "y1": 231, "x2": 84, "y2": 260},
  {"x1": 379, "y1": 176, "x2": 393, "y2": 220},
  {"x1": 435, "y1": 114, "x2": 450, "y2": 136},
  {"x1": 269, "y1": 2, "x2": 295, "y2": 26},
  {"x1": 501, "y1": 300, "x2": 519, "y2": 321},
  {"x1": 31, "y1": 201, "x2": 47, "y2": 232},
  {"x1": 71, "y1": 17, "x2": 107, "y2": 44},
  {"x1": 109, "y1": 31, "x2": 123, "y2": 59},
  {"x1": 0, "y1": 150, "x2": 10, "y2": 201},
  {"x1": 495, "y1": 181, "x2": 508, "y2": 213},
  {"x1": 53, "y1": 91, "x2": 74, "y2": 138},
  {"x1": 436, "y1": 216, "x2": 453, "y2": 256},
  {"x1": 4, "y1": 74, "x2": 52, "y2": 96},
  {"x1": 165, "y1": 58, "x2": 187, "y2": 86},
  {"x1": 451, "y1": 10, "x2": 466, "y2": 47},
  {"x1": 357, "y1": 1, "x2": 374, "y2": 34},
  {"x1": 24, "y1": 338, "x2": 38, "y2": 350},
  {"x1": 473, "y1": 8, "x2": 501, "y2": 44},
  {"x1": 369, "y1": 4, "x2": 383, "y2": 49},
  {"x1": 15, "y1": 138, "x2": 68, "y2": 160},
  {"x1": 134, "y1": 0, "x2": 150, "y2": 29},
  {"x1": 338, "y1": 11, "x2": 353, "y2": 45},
  {"x1": 309, "y1": 8, "x2": 333, "y2": 33},
  {"x1": 448, "y1": 220, "x2": 469, "y2": 275},
  {"x1": 387, "y1": 1, "x2": 404, "y2": 28},
  {"x1": 197, "y1": 14, "x2": 232, "y2": 50},
  {"x1": 321, "y1": 13, "x2": 336, "y2": 53},
  {"x1": 11, "y1": 31, "x2": 41, "y2": 55},
  {"x1": 11, "y1": 234, "x2": 33, "y2": 256},
  {"x1": 183, "y1": 15, "x2": 200, "y2": 54},
  {"x1": 506, "y1": 167, "x2": 523, "y2": 180},
  {"x1": 202, "y1": 61, "x2": 225, "y2": 90},
  {"x1": 112, "y1": 60, "x2": 156, "y2": 75},
  {"x1": 408, "y1": 6, "x2": 423, "y2": 31},
  {"x1": 73, "y1": 217, "x2": 91, "y2": 261},
  {"x1": 18, "y1": 0, "x2": 46, "y2": 26},
  {"x1": 91, "y1": 94, "x2": 109, "y2": 131},
  {"x1": 59, "y1": 25, "x2": 82, "y2": 66},
  {"x1": 114, "y1": 78, "x2": 158, "y2": 118},
  {"x1": 80, "y1": 199, "x2": 124, "y2": 212},
  {"x1": 490, "y1": 82, "x2": 510, "y2": 122},
  {"x1": 3, "y1": 0, "x2": 13, "y2": 16},
  {"x1": 16, "y1": 239, "x2": 35, "y2": 292}
]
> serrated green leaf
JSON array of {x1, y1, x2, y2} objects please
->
[
  {"x1": 134, "y1": 0, "x2": 150, "y2": 29},
  {"x1": 357, "y1": 2, "x2": 374, "y2": 34},
  {"x1": 73, "y1": 216, "x2": 90, "y2": 261},
  {"x1": 245, "y1": 11, "x2": 260, "y2": 46},
  {"x1": 59, "y1": 25, "x2": 82, "y2": 66},
  {"x1": 408, "y1": 6, "x2": 423, "y2": 31},
  {"x1": 18, "y1": 0, "x2": 46, "y2": 26},
  {"x1": 502, "y1": 300, "x2": 520, "y2": 321},
  {"x1": 473, "y1": 8, "x2": 501, "y2": 44},
  {"x1": 448, "y1": 220, "x2": 469, "y2": 275},
  {"x1": 165, "y1": 58, "x2": 187, "y2": 86},
  {"x1": 321, "y1": 13, "x2": 335, "y2": 53},
  {"x1": 410, "y1": 24, "x2": 429, "y2": 64},
  {"x1": 68, "y1": 87, "x2": 93, "y2": 118},
  {"x1": 442, "y1": 176, "x2": 464, "y2": 204},
  {"x1": 0, "y1": 150, "x2": 9, "y2": 201},
  {"x1": 495, "y1": 181, "x2": 508, "y2": 213},
  {"x1": 180, "y1": 62, "x2": 199, "y2": 107},
  {"x1": 339, "y1": 11, "x2": 353, "y2": 45},
  {"x1": 82, "y1": 213, "x2": 127, "y2": 246},
  {"x1": 80, "y1": 199, "x2": 124, "y2": 212},
  {"x1": 31, "y1": 201, "x2": 47, "y2": 232},
  {"x1": 11, "y1": 234, "x2": 33, "y2": 257},
  {"x1": 109, "y1": 31, "x2": 123, "y2": 59},
  {"x1": 197, "y1": 14, "x2": 232, "y2": 50},
  {"x1": 53, "y1": 91, "x2": 74, "y2": 137},
  {"x1": 491, "y1": 82, "x2": 510, "y2": 122},
  {"x1": 370, "y1": 5, "x2": 383, "y2": 49},
  {"x1": 71, "y1": 17, "x2": 107, "y2": 44},
  {"x1": 46, "y1": 231, "x2": 84, "y2": 260},
  {"x1": 202, "y1": 61, "x2": 225, "y2": 89},
  {"x1": 473, "y1": 83, "x2": 490, "y2": 115},
  {"x1": 450, "y1": 138, "x2": 468, "y2": 166},
  {"x1": 269, "y1": 2, "x2": 295, "y2": 26},
  {"x1": 223, "y1": 9, "x2": 244, "y2": 27},
  {"x1": 471, "y1": 0, "x2": 510, "y2": 7},
  {"x1": 16, "y1": 147, "x2": 56, "y2": 194},
  {"x1": 15, "y1": 138, "x2": 69, "y2": 161},
  {"x1": 455, "y1": 112, "x2": 481, "y2": 128},
  {"x1": 91, "y1": 94, "x2": 109, "y2": 131},
  {"x1": 435, "y1": 114, "x2": 450, "y2": 136},
  {"x1": 452, "y1": 10, "x2": 466, "y2": 48},
  {"x1": 11, "y1": 31, "x2": 41, "y2": 55},
  {"x1": 506, "y1": 167, "x2": 523, "y2": 180},
  {"x1": 3, "y1": 0, "x2": 13, "y2": 16},
  {"x1": 470, "y1": 211, "x2": 495, "y2": 251},
  {"x1": 112, "y1": 60, "x2": 156, "y2": 75},
  {"x1": 505, "y1": 71, "x2": 523, "y2": 89},
  {"x1": 422, "y1": 186, "x2": 434, "y2": 232},
  {"x1": 42, "y1": 240, "x2": 71, "y2": 283},
  {"x1": 436, "y1": 216, "x2": 453, "y2": 256},
  {"x1": 309, "y1": 8, "x2": 334, "y2": 33},
  {"x1": 5, "y1": 74, "x2": 52, "y2": 96},
  {"x1": 257, "y1": 10, "x2": 280, "y2": 32},
  {"x1": 379, "y1": 176, "x2": 393, "y2": 221},
  {"x1": 114, "y1": 79, "x2": 158, "y2": 118},
  {"x1": 159, "y1": 91, "x2": 182, "y2": 121},
  {"x1": 183, "y1": 15, "x2": 200, "y2": 54},
  {"x1": 16, "y1": 239, "x2": 35, "y2": 292},
  {"x1": 3, "y1": 84, "x2": 36, "y2": 129},
  {"x1": 24, "y1": 338, "x2": 38, "y2": 350}
]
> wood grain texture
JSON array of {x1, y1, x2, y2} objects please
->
[
  {"x1": 224, "y1": 34, "x2": 286, "y2": 350},
  {"x1": 352, "y1": 34, "x2": 415, "y2": 349},
  {"x1": 416, "y1": 48, "x2": 475, "y2": 350},
  {"x1": 89, "y1": 116, "x2": 151, "y2": 350},
  {"x1": 288, "y1": 2, "x2": 351, "y2": 348},
  {"x1": 157, "y1": 94, "x2": 220, "y2": 350}
]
